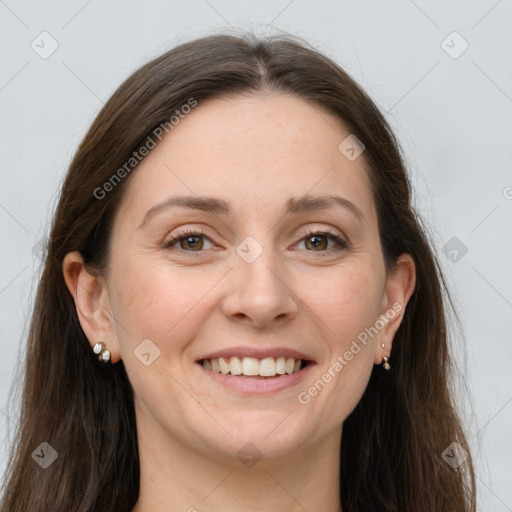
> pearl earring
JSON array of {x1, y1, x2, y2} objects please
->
[{"x1": 93, "y1": 341, "x2": 111, "y2": 363}]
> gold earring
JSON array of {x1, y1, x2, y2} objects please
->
[
  {"x1": 93, "y1": 341, "x2": 111, "y2": 363},
  {"x1": 381, "y1": 343, "x2": 390, "y2": 371}
]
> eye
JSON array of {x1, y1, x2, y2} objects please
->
[
  {"x1": 295, "y1": 228, "x2": 348, "y2": 253},
  {"x1": 163, "y1": 228, "x2": 214, "y2": 252},
  {"x1": 163, "y1": 227, "x2": 349, "y2": 254}
]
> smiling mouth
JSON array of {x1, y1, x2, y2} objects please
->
[{"x1": 199, "y1": 356, "x2": 310, "y2": 377}]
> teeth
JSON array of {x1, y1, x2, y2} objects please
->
[
  {"x1": 202, "y1": 356, "x2": 304, "y2": 376},
  {"x1": 219, "y1": 357, "x2": 230, "y2": 374},
  {"x1": 259, "y1": 357, "x2": 276, "y2": 377},
  {"x1": 211, "y1": 358, "x2": 220, "y2": 372},
  {"x1": 242, "y1": 357, "x2": 259, "y2": 376},
  {"x1": 229, "y1": 356, "x2": 242, "y2": 375}
]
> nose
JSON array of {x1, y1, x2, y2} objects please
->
[{"x1": 221, "y1": 244, "x2": 299, "y2": 329}]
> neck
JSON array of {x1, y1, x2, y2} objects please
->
[{"x1": 131, "y1": 409, "x2": 343, "y2": 512}]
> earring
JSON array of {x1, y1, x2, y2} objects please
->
[
  {"x1": 93, "y1": 341, "x2": 111, "y2": 363},
  {"x1": 381, "y1": 343, "x2": 391, "y2": 371}
]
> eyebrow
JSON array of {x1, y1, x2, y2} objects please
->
[{"x1": 137, "y1": 194, "x2": 365, "y2": 229}]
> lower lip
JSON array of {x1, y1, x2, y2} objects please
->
[{"x1": 197, "y1": 362, "x2": 314, "y2": 394}]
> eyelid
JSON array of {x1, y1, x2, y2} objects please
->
[{"x1": 295, "y1": 225, "x2": 346, "y2": 241}]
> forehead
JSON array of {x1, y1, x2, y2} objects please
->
[{"x1": 116, "y1": 93, "x2": 376, "y2": 226}]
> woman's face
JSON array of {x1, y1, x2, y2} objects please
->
[{"x1": 86, "y1": 94, "x2": 413, "y2": 463}]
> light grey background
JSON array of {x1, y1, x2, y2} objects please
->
[{"x1": 1, "y1": 1, "x2": 511, "y2": 510}]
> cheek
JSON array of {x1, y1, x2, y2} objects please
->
[
  {"x1": 298, "y1": 260, "x2": 383, "y2": 343},
  {"x1": 293, "y1": 261, "x2": 381, "y2": 416},
  {"x1": 110, "y1": 258, "x2": 222, "y2": 352}
]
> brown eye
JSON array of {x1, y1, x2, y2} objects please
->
[
  {"x1": 179, "y1": 235, "x2": 204, "y2": 251},
  {"x1": 164, "y1": 229, "x2": 214, "y2": 252},
  {"x1": 304, "y1": 234, "x2": 329, "y2": 251},
  {"x1": 297, "y1": 231, "x2": 348, "y2": 253}
]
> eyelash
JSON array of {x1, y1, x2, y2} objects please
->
[
  {"x1": 163, "y1": 228, "x2": 210, "y2": 251},
  {"x1": 299, "y1": 227, "x2": 349, "y2": 253},
  {"x1": 163, "y1": 227, "x2": 348, "y2": 255}
]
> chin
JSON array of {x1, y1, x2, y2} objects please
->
[{"x1": 195, "y1": 409, "x2": 319, "y2": 463}]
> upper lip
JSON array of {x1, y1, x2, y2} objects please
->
[{"x1": 197, "y1": 346, "x2": 315, "y2": 363}]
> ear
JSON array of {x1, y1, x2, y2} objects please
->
[
  {"x1": 374, "y1": 253, "x2": 416, "y2": 364},
  {"x1": 62, "y1": 251, "x2": 121, "y2": 363}
]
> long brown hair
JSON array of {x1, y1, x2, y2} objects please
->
[{"x1": 0, "y1": 31, "x2": 476, "y2": 511}]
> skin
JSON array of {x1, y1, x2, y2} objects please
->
[{"x1": 63, "y1": 94, "x2": 416, "y2": 511}]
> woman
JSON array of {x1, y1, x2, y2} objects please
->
[{"x1": 0, "y1": 32, "x2": 476, "y2": 511}]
